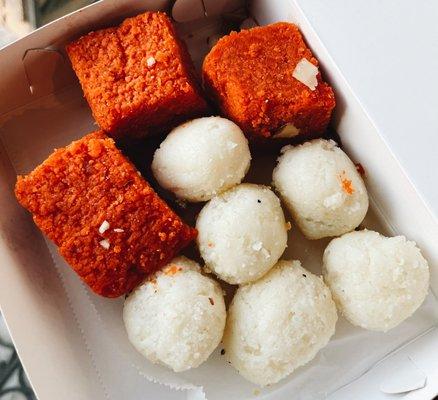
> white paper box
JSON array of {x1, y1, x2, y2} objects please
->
[{"x1": 0, "y1": 1, "x2": 437, "y2": 399}]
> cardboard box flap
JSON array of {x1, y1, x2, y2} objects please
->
[{"x1": 0, "y1": 0, "x2": 170, "y2": 116}]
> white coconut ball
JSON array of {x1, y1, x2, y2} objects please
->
[
  {"x1": 123, "y1": 257, "x2": 226, "y2": 372},
  {"x1": 224, "y1": 260, "x2": 337, "y2": 386},
  {"x1": 196, "y1": 184, "x2": 288, "y2": 284},
  {"x1": 272, "y1": 139, "x2": 368, "y2": 239},
  {"x1": 152, "y1": 116, "x2": 251, "y2": 202},
  {"x1": 323, "y1": 230, "x2": 430, "y2": 332}
]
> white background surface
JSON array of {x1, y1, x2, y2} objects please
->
[{"x1": 296, "y1": 0, "x2": 438, "y2": 217}]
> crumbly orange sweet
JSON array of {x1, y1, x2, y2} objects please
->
[
  {"x1": 202, "y1": 22, "x2": 336, "y2": 140},
  {"x1": 66, "y1": 12, "x2": 207, "y2": 138},
  {"x1": 15, "y1": 131, "x2": 197, "y2": 297}
]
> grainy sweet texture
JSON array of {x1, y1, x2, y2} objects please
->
[
  {"x1": 323, "y1": 230, "x2": 430, "y2": 332},
  {"x1": 66, "y1": 12, "x2": 207, "y2": 138},
  {"x1": 272, "y1": 139, "x2": 368, "y2": 239},
  {"x1": 224, "y1": 260, "x2": 337, "y2": 386},
  {"x1": 15, "y1": 131, "x2": 197, "y2": 297},
  {"x1": 152, "y1": 117, "x2": 251, "y2": 202},
  {"x1": 196, "y1": 184, "x2": 288, "y2": 284},
  {"x1": 123, "y1": 256, "x2": 226, "y2": 372},
  {"x1": 203, "y1": 22, "x2": 336, "y2": 140}
]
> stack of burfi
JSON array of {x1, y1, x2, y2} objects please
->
[
  {"x1": 67, "y1": 12, "x2": 207, "y2": 138},
  {"x1": 15, "y1": 132, "x2": 196, "y2": 297},
  {"x1": 203, "y1": 22, "x2": 336, "y2": 140},
  {"x1": 16, "y1": 15, "x2": 337, "y2": 299}
]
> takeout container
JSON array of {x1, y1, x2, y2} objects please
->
[{"x1": 0, "y1": 0, "x2": 437, "y2": 399}]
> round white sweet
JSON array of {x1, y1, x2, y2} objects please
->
[
  {"x1": 224, "y1": 260, "x2": 337, "y2": 386},
  {"x1": 123, "y1": 257, "x2": 226, "y2": 372},
  {"x1": 272, "y1": 139, "x2": 368, "y2": 239},
  {"x1": 152, "y1": 116, "x2": 251, "y2": 202},
  {"x1": 323, "y1": 230, "x2": 430, "y2": 332},
  {"x1": 196, "y1": 184, "x2": 288, "y2": 284}
]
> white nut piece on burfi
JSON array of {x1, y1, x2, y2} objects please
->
[
  {"x1": 123, "y1": 257, "x2": 226, "y2": 372},
  {"x1": 292, "y1": 58, "x2": 319, "y2": 91},
  {"x1": 152, "y1": 116, "x2": 251, "y2": 202},
  {"x1": 272, "y1": 139, "x2": 368, "y2": 239},
  {"x1": 196, "y1": 184, "x2": 288, "y2": 284},
  {"x1": 224, "y1": 260, "x2": 337, "y2": 386},
  {"x1": 323, "y1": 230, "x2": 430, "y2": 332}
]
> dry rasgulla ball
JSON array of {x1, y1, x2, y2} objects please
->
[
  {"x1": 152, "y1": 116, "x2": 251, "y2": 202},
  {"x1": 196, "y1": 184, "x2": 288, "y2": 284},
  {"x1": 273, "y1": 139, "x2": 368, "y2": 239},
  {"x1": 123, "y1": 257, "x2": 226, "y2": 372},
  {"x1": 224, "y1": 260, "x2": 337, "y2": 386},
  {"x1": 323, "y1": 230, "x2": 430, "y2": 332}
]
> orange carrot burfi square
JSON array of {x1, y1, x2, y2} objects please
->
[
  {"x1": 203, "y1": 23, "x2": 335, "y2": 140},
  {"x1": 67, "y1": 12, "x2": 207, "y2": 138},
  {"x1": 15, "y1": 131, "x2": 197, "y2": 297}
]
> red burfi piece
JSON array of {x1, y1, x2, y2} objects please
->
[
  {"x1": 66, "y1": 12, "x2": 207, "y2": 138},
  {"x1": 202, "y1": 22, "x2": 335, "y2": 140},
  {"x1": 15, "y1": 131, "x2": 196, "y2": 297}
]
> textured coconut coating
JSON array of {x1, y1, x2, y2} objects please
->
[
  {"x1": 224, "y1": 260, "x2": 337, "y2": 386},
  {"x1": 152, "y1": 117, "x2": 251, "y2": 202},
  {"x1": 15, "y1": 131, "x2": 196, "y2": 297},
  {"x1": 123, "y1": 257, "x2": 226, "y2": 372},
  {"x1": 196, "y1": 184, "x2": 288, "y2": 284},
  {"x1": 67, "y1": 12, "x2": 207, "y2": 137},
  {"x1": 273, "y1": 139, "x2": 368, "y2": 239},
  {"x1": 202, "y1": 22, "x2": 335, "y2": 140},
  {"x1": 323, "y1": 230, "x2": 430, "y2": 332}
]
